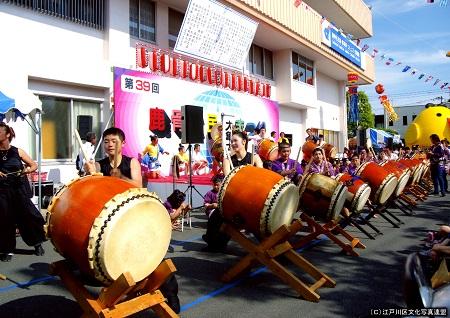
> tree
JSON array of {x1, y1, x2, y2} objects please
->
[{"x1": 347, "y1": 90, "x2": 375, "y2": 138}]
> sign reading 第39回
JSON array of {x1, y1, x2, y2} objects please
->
[{"x1": 321, "y1": 20, "x2": 363, "y2": 69}]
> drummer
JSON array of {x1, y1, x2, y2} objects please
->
[
  {"x1": 348, "y1": 154, "x2": 361, "y2": 176},
  {"x1": 84, "y1": 127, "x2": 142, "y2": 187},
  {"x1": 272, "y1": 142, "x2": 303, "y2": 184},
  {"x1": 309, "y1": 148, "x2": 335, "y2": 177},
  {"x1": 223, "y1": 130, "x2": 263, "y2": 175}
]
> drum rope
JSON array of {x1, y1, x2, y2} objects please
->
[{"x1": 92, "y1": 193, "x2": 154, "y2": 283}]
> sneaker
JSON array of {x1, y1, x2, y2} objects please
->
[
  {"x1": 0, "y1": 253, "x2": 13, "y2": 262},
  {"x1": 441, "y1": 193, "x2": 446, "y2": 197},
  {"x1": 34, "y1": 244, "x2": 45, "y2": 256}
]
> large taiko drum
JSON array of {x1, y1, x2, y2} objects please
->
[
  {"x1": 334, "y1": 173, "x2": 371, "y2": 213},
  {"x1": 322, "y1": 143, "x2": 337, "y2": 160},
  {"x1": 45, "y1": 176, "x2": 172, "y2": 285},
  {"x1": 398, "y1": 159, "x2": 421, "y2": 184},
  {"x1": 302, "y1": 140, "x2": 318, "y2": 161},
  {"x1": 355, "y1": 162, "x2": 398, "y2": 205},
  {"x1": 298, "y1": 173, "x2": 348, "y2": 222},
  {"x1": 258, "y1": 138, "x2": 279, "y2": 161},
  {"x1": 218, "y1": 165, "x2": 299, "y2": 237},
  {"x1": 379, "y1": 161, "x2": 411, "y2": 197}
]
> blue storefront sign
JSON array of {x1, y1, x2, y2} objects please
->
[{"x1": 322, "y1": 22, "x2": 362, "y2": 68}]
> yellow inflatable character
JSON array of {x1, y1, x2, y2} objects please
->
[{"x1": 404, "y1": 105, "x2": 450, "y2": 147}]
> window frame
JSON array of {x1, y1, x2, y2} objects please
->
[
  {"x1": 130, "y1": 0, "x2": 157, "y2": 44},
  {"x1": 38, "y1": 94, "x2": 104, "y2": 162},
  {"x1": 168, "y1": 7, "x2": 184, "y2": 48},
  {"x1": 402, "y1": 115, "x2": 408, "y2": 126},
  {"x1": 247, "y1": 44, "x2": 274, "y2": 80},
  {"x1": 292, "y1": 51, "x2": 314, "y2": 86}
]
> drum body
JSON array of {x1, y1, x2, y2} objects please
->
[
  {"x1": 298, "y1": 173, "x2": 348, "y2": 222},
  {"x1": 380, "y1": 161, "x2": 411, "y2": 197},
  {"x1": 322, "y1": 143, "x2": 337, "y2": 160},
  {"x1": 355, "y1": 162, "x2": 398, "y2": 205},
  {"x1": 218, "y1": 165, "x2": 299, "y2": 237},
  {"x1": 398, "y1": 159, "x2": 421, "y2": 184},
  {"x1": 258, "y1": 138, "x2": 279, "y2": 161},
  {"x1": 335, "y1": 173, "x2": 371, "y2": 213},
  {"x1": 302, "y1": 140, "x2": 318, "y2": 161},
  {"x1": 46, "y1": 176, "x2": 172, "y2": 285}
]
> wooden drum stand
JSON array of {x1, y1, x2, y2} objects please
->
[
  {"x1": 50, "y1": 259, "x2": 179, "y2": 318},
  {"x1": 220, "y1": 220, "x2": 336, "y2": 302}
]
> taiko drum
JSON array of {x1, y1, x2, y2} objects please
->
[
  {"x1": 380, "y1": 160, "x2": 411, "y2": 197},
  {"x1": 334, "y1": 173, "x2": 371, "y2": 213},
  {"x1": 45, "y1": 176, "x2": 172, "y2": 285},
  {"x1": 355, "y1": 162, "x2": 398, "y2": 205},
  {"x1": 218, "y1": 165, "x2": 299, "y2": 238},
  {"x1": 258, "y1": 138, "x2": 279, "y2": 161}
]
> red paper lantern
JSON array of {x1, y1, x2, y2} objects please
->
[
  {"x1": 136, "y1": 47, "x2": 148, "y2": 68},
  {"x1": 379, "y1": 95, "x2": 388, "y2": 102},
  {"x1": 347, "y1": 72, "x2": 359, "y2": 84},
  {"x1": 375, "y1": 84, "x2": 385, "y2": 94},
  {"x1": 160, "y1": 53, "x2": 170, "y2": 73}
]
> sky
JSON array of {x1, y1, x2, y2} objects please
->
[{"x1": 361, "y1": 0, "x2": 450, "y2": 114}]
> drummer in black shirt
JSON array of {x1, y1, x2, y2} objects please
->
[{"x1": 84, "y1": 127, "x2": 142, "y2": 187}]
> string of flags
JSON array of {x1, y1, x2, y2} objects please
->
[
  {"x1": 427, "y1": 0, "x2": 448, "y2": 7},
  {"x1": 292, "y1": 0, "x2": 449, "y2": 90}
]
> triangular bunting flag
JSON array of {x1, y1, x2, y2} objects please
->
[
  {"x1": 418, "y1": 74, "x2": 425, "y2": 80},
  {"x1": 395, "y1": 62, "x2": 402, "y2": 66},
  {"x1": 402, "y1": 66, "x2": 411, "y2": 72},
  {"x1": 380, "y1": 54, "x2": 386, "y2": 60},
  {"x1": 433, "y1": 79, "x2": 440, "y2": 86},
  {"x1": 425, "y1": 75, "x2": 433, "y2": 82},
  {"x1": 371, "y1": 49, "x2": 379, "y2": 58},
  {"x1": 411, "y1": 69, "x2": 417, "y2": 75},
  {"x1": 440, "y1": 82, "x2": 448, "y2": 89},
  {"x1": 294, "y1": 0, "x2": 302, "y2": 7},
  {"x1": 361, "y1": 44, "x2": 369, "y2": 52},
  {"x1": 386, "y1": 58, "x2": 394, "y2": 65},
  {"x1": 439, "y1": 0, "x2": 447, "y2": 6}
]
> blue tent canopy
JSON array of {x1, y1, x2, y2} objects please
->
[
  {"x1": 367, "y1": 128, "x2": 393, "y2": 148},
  {"x1": 0, "y1": 84, "x2": 43, "y2": 210}
]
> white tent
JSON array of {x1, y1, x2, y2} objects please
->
[{"x1": 0, "y1": 83, "x2": 44, "y2": 210}]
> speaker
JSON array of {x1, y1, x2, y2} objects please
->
[
  {"x1": 181, "y1": 105, "x2": 204, "y2": 144},
  {"x1": 77, "y1": 115, "x2": 93, "y2": 140}
]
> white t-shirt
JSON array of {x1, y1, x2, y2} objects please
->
[
  {"x1": 77, "y1": 141, "x2": 95, "y2": 171},
  {"x1": 192, "y1": 150, "x2": 206, "y2": 162}
]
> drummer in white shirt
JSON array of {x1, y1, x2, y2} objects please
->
[{"x1": 191, "y1": 143, "x2": 208, "y2": 175}]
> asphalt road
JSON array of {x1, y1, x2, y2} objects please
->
[{"x1": 0, "y1": 192, "x2": 449, "y2": 318}]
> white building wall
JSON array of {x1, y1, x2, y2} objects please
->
[
  {"x1": 0, "y1": 0, "x2": 351, "y2": 184},
  {"x1": 387, "y1": 105, "x2": 424, "y2": 138}
]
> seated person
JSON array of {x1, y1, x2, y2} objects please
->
[
  {"x1": 271, "y1": 142, "x2": 303, "y2": 184},
  {"x1": 142, "y1": 135, "x2": 169, "y2": 173},
  {"x1": 192, "y1": 143, "x2": 208, "y2": 175},
  {"x1": 347, "y1": 154, "x2": 361, "y2": 176},
  {"x1": 173, "y1": 144, "x2": 190, "y2": 177},
  {"x1": 309, "y1": 148, "x2": 335, "y2": 177},
  {"x1": 163, "y1": 189, "x2": 191, "y2": 229},
  {"x1": 203, "y1": 175, "x2": 223, "y2": 218}
]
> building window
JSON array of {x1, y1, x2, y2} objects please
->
[
  {"x1": 4, "y1": 0, "x2": 106, "y2": 30},
  {"x1": 403, "y1": 116, "x2": 408, "y2": 126},
  {"x1": 40, "y1": 96, "x2": 101, "y2": 160},
  {"x1": 412, "y1": 115, "x2": 417, "y2": 121},
  {"x1": 389, "y1": 120, "x2": 393, "y2": 126},
  {"x1": 130, "y1": 0, "x2": 156, "y2": 43},
  {"x1": 247, "y1": 44, "x2": 273, "y2": 79},
  {"x1": 292, "y1": 52, "x2": 314, "y2": 85},
  {"x1": 169, "y1": 8, "x2": 185, "y2": 48}
]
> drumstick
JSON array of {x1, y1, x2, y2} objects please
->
[
  {"x1": 74, "y1": 129, "x2": 91, "y2": 164},
  {"x1": 0, "y1": 273, "x2": 6, "y2": 280},
  {"x1": 303, "y1": 156, "x2": 314, "y2": 175},
  {"x1": 251, "y1": 142, "x2": 255, "y2": 166},
  {"x1": 293, "y1": 145, "x2": 302, "y2": 171},
  {"x1": 113, "y1": 137, "x2": 119, "y2": 169}
]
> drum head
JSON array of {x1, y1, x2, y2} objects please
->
[
  {"x1": 260, "y1": 180, "x2": 299, "y2": 236},
  {"x1": 329, "y1": 183, "x2": 348, "y2": 221},
  {"x1": 395, "y1": 172, "x2": 411, "y2": 197},
  {"x1": 353, "y1": 185, "x2": 371, "y2": 213},
  {"x1": 88, "y1": 190, "x2": 171, "y2": 284},
  {"x1": 377, "y1": 176, "x2": 398, "y2": 205}
]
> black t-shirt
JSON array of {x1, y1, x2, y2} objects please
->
[
  {"x1": 231, "y1": 152, "x2": 252, "y2": 167},
  {"x1": 98, "y1": 155, "x2": 132, "y2": 179}
]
